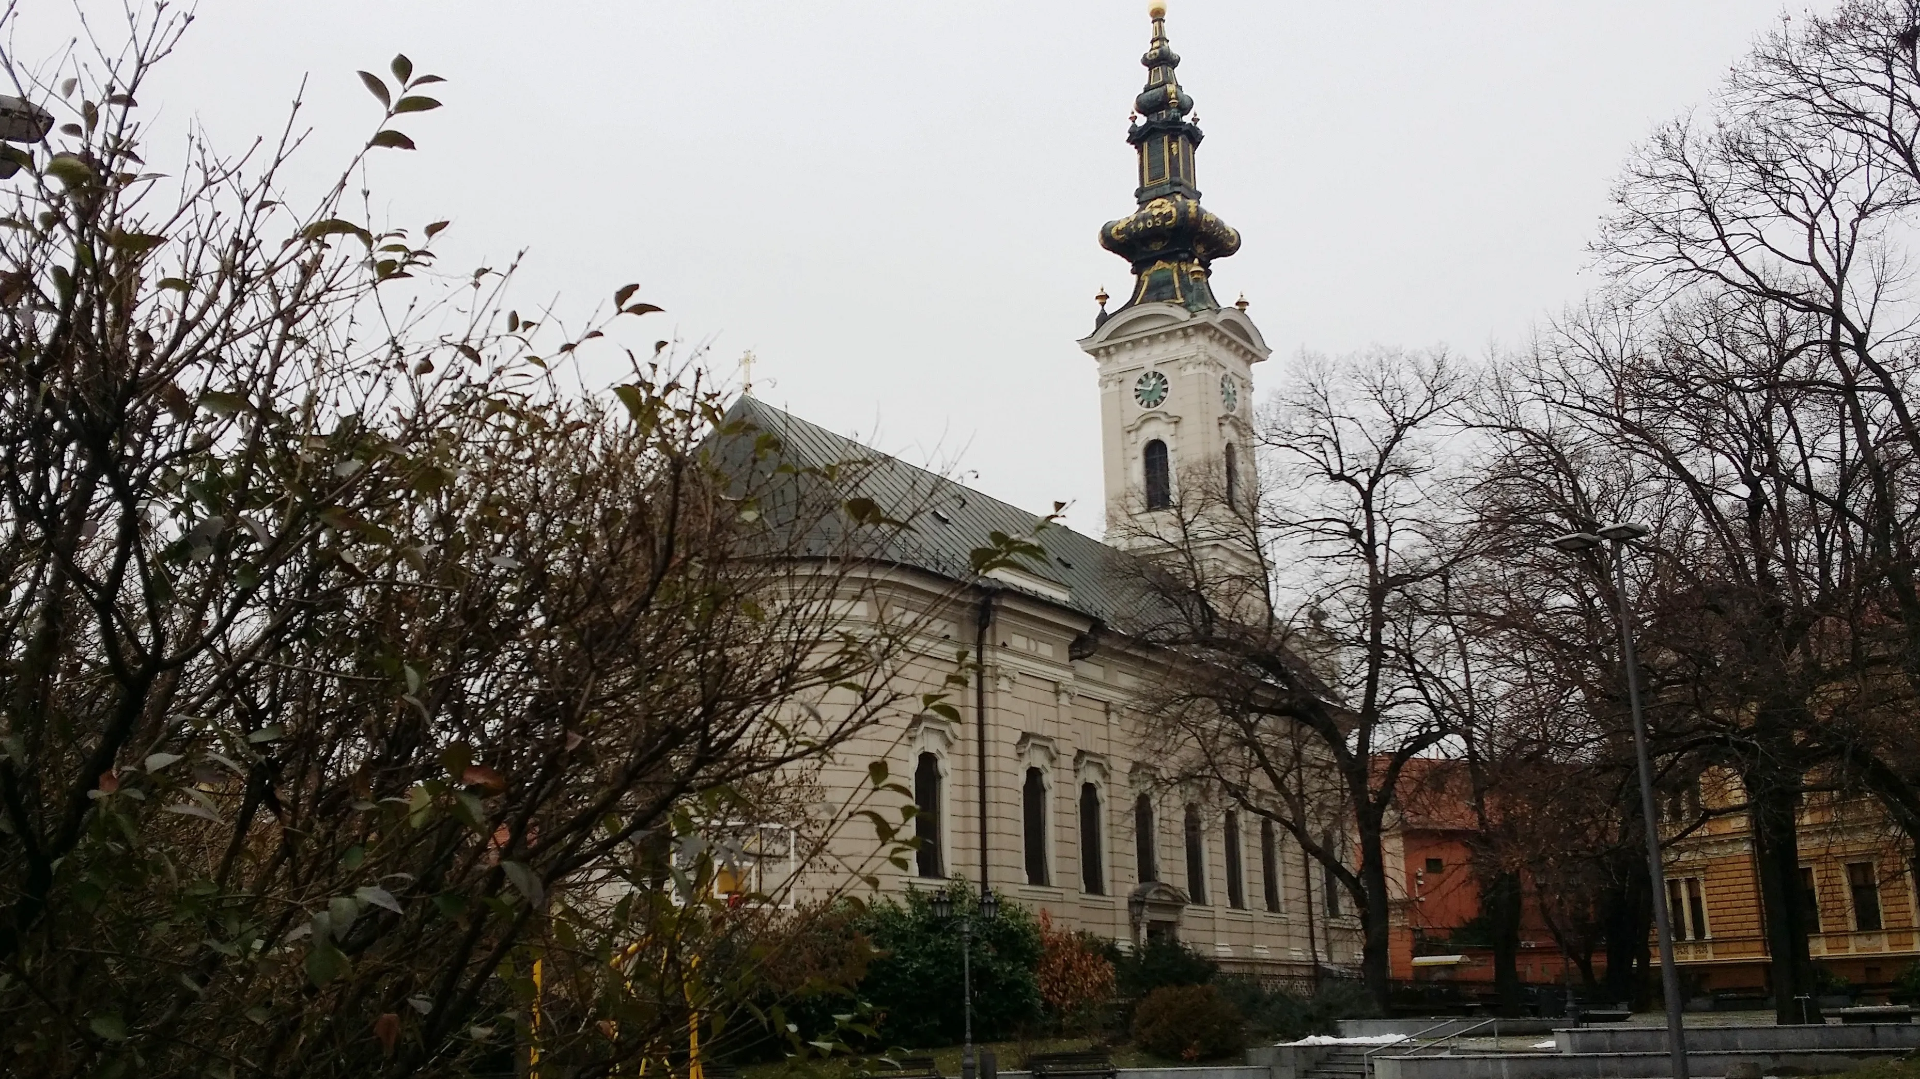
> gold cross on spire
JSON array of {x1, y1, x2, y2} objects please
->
[{"x1": 739, "y1": 350, "x2": 757, "y2": 396}]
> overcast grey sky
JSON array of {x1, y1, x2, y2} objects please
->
[{"x1": 20, "y1": 2, "x2": 1838, "y2": 536}]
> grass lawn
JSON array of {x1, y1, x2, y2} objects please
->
[{"x1": 740, "y1": 1036, "x2": 1217, "y2": 1079}]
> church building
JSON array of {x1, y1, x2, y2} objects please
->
[{"x1": 724, "y1": 6, "x2": 1356, "y2": 977}]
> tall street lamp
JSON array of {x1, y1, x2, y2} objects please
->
[
  {"x1": 1551, "y1": 522, "x2": 1688, "y2": 1079},
  {"x1": 931, "y1": 885, "x2": 1000, "y2": 1079}
]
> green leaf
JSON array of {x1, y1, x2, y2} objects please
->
[
  {"x1": 393, "y1": 96, "x2": 442, "y2": 114},
  {"x1": 357, "y1": 885, "x2": 403, "y2": 914},
  {"x1": 369, "y1": 129, "x2": 416, "y2": 150},
  {"x1": 391, "y1": 54, "x2": 414, "y2": 84},
  {"x1": 90, "y1": 1013, "x2": 128, "y2": 1041},
  {"x1": 247, "y1": 724, "x2": 284, "y2": 744},
  {"x1": 156, "y1": 277, "x2": 189, "y2": 292},
  {"x1": 144, "y1": 752, "x2": 184, "y2": 772},
  {"x1": 107, "y1": 229, "x2": 166, "y2": 254},
  {"x1": 301, "y1": 218, "x2": 372, "y2": 245},
  {"x1": 622, "y1": 302, "x2": 664, "y2": 316},
  {"x1": 500, "y1": 860, "x2": 544, "y2": 908},
  {"x1": 867, "y1": 761, "x2": 888, "y2": 788},
  {"x1": 424, "y1": 220, "x2": 450, "y2": 239},
  {"x1": 614, "y1": 283, "x2": 640, "y2": 308},
  {"x1": 612, "y1": 384, "x2": 645, "y2": 420},
  {"x1": 357, "y1": 71, "x2": 391, "y2": 109},
  {"x1": 44, "y1": 153, "x2": 94, "y2": 189},
  {"x1": 305, "y1": 941, "x2": 350, "y2": 986}
]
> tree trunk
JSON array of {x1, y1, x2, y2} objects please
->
[
  {"x1": 1602, "y1": 856, "x2": 1653, "y2": 1009},
  {"x1": 1747, "y1": 767, "x2": 1823, "y2": 1025},
  {"x1": 1486, "y1": 868, "x2": 1524, "y2": 1012},
  {"x1": 1357, "y1": 813, "x2": 1394, "y2": 1012}
]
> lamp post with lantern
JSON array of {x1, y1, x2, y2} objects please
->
[
  {"x1": 931, "y1": 884, "x2": 999, "y2": 1079},
  {"x1": 1549, "y1": 522, "x2": 1688, "y2": 1079}
]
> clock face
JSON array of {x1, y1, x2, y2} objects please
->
[
  {"x1": 1134, "y1": 370, "x2": 1169, "y2": 409},
  {"x1": 1220, "y1": 374, "x2": 1239, "y2": 412}
]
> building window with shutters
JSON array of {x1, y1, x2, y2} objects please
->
[
  {"x1": 1224, "y1": 811, "x2": 1245, "y2": 909},
  {"x1": 914, "y1": 751, "x2": 943, "y2": 878},
  {"x1": 1185, "y1": 804, "x2": 1208, "y2": 905},
  {"x1": 1849, "y1": 862, "x2": 1884, "y2": 931},
  {"x1": 1024, "y1": 767, "x2": 1050, "y2": 887},
  {"x1": 1144, "y1": 440, "x2": 1171, "y2": 510},
  {"x1": 1322, "y1": 831, "x2": 1342, "y2": 918},
  {"x1": 1801, "y1": 866, "x2": 1822, "y2": 933},
  {"x1": 1135, "y1": 793, "x2": 1158, "y2": 883},
  {"x1": 1666, "y1": 877, "x2": 1709, "y2": 940},
  {"x1": 1080, "y1": 782, "x2": 1105, "y2": 895},
  {"x1": 1261, "y1": 818, "x2": 1281, "y2": 913}
]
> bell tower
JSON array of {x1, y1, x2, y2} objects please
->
[{"x1": 1079, "y1": 4, "x2": 1268, "y2": 561}]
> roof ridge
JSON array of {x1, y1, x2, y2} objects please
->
[{"x1": 727, "y1": 396, "x2": 1112, "y2": 552}]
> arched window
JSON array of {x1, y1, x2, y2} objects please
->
[
  {"x1": 1224, "y1": 443, "x2": 1239, "y2": 509},
  {"x1": 1080, "y1": 783, "x2": 1105, "y2": 895},
  {"x1": 1024, "y1": 767, "x2": 1050, "y2": 886},
  {"x1": 914, "y1": 751, "x2": 943, "y2": 878},
  {"x1": 1225, "y1": 811, "x2": 1245, "y2": 909},
  {"x1": 1184, "y1": 804, "x2": 1208, "y2": 905},
  {"x1": 1261, "y1": 818, "x2": 1281, "y2": 912},
  {"x1": 1144, "y1": 439, "x2": 1171, "y2": 510},
  {"x1": 1135, "y1": 793, "x2": 1158, "y2": 883}
]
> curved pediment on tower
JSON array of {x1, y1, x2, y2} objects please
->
[{"x1": 1082, "y1": 301, "x2": 1193, "y2": 347}]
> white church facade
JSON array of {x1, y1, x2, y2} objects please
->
[{"x1": 725, "y1": 7, "x2": 1360, "y2": 977}]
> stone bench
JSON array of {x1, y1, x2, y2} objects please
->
[
  {"x1": 1833, "y1": 1005, "x2": 1915, "y2": 1024},
  {"x1": 1028, "y1": 1052, "x2": 1116, "y2": 1079}
]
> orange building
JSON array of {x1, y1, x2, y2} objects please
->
[
  {"x1": 1661, "y1": 770, "x2": 1920, "y2": 998},
  {"x1": 1380, "y1": 759, "x2": 1589, "y2": 990}
]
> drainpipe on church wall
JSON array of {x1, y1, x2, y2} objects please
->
[{"x1": 974, "y1": 589, "x2": 998, "y2": 889}]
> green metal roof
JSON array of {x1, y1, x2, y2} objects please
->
[{"x1": 714, "y1": 396, "x2": 1179, "y2": 634}]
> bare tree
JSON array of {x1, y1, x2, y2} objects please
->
[
  {"x1": 1123, "y1": 349, "x2": 1472, "y2": 1009},
  {"x1": 0, "y1": 10, "x2": 951, "y2": 1075}
]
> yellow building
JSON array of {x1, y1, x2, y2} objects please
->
[{"x1": 1663, "y1": 772, "x2": 1919, "y2": 996}]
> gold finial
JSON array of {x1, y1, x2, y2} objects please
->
[
  {"x1": 739, "y1": 349, "x2": 757, "y2": 396},
  {"x1": 1149, "y1": 2, "x2": 1167, "y2": 18},
  {"x1": 1234, "y1": 293, "x2": 1249, "y2": 311},
  {"x1": 1095, "y1": 286, "x2": 1110, "y2": 309}
]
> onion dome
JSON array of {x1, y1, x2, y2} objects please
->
[{"x1": 1098, "y1": 4, "x2": 1241, "y2": 313}]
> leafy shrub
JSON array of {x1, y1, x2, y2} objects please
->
[
  {"x1": 1110, "y1": 935, "x2": 1218, "y2": 997},
  {"x1": 1132, "y1": 984, "x2": 1245, "y2": 1061},
  {"x1": 851, "y1": 884, "x2": 1043, "y2": 1047},
  {"x1": 1037, "y1": 911, "x2": 1117, "y2": 1034},
  {"x1": 1213, "y1": 976, "x2": 1376, "y2": 1042}
]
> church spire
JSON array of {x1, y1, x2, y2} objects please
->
[{"x1": 1099, "y1": 3, "x2": 1241, "y2": 313}]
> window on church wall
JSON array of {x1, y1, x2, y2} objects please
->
[
  {"x1": 1081, "y1": 782, "x2": 1105, "y2": 895},
  {"x1": 1024, "y1": 767, "x2": 1050, "y2": 887},
  {"x1": 1144, "y1": 440, "x2": 1171, "y2": 510},
  {"x1": 914, "y1": 752, "x2": 943, "y2": 879},
  {"x1": 1261, "y1": 818, "x2": 1281, "y2": 913},
  {"x1": 1184, "y1": 804, "x2": 1208, "y2": 905},
  {"x1": 1666, "y1": 877, "x2": 1709, "y2": 940},
  {"x1": 1135, "y1": 793, "x2": 1158, "y2": 883},
  {"x1": 1224, "y1": 811, "x2": 1245, "y2": 909},
  {"x1": 1224, "y1": 443, "x2": 1239, "y2": 509},
  {"x1": 1146, "y1": 138, "x2": 1167, "y2": 184}
]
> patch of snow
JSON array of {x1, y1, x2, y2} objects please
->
[
  {"x1": 1532, "y1": 1040, "x2": 1558, "y2": 1049},
  {"x1": 1274, "y1": 1029, "x2": 1413, "y2": 1036}
]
